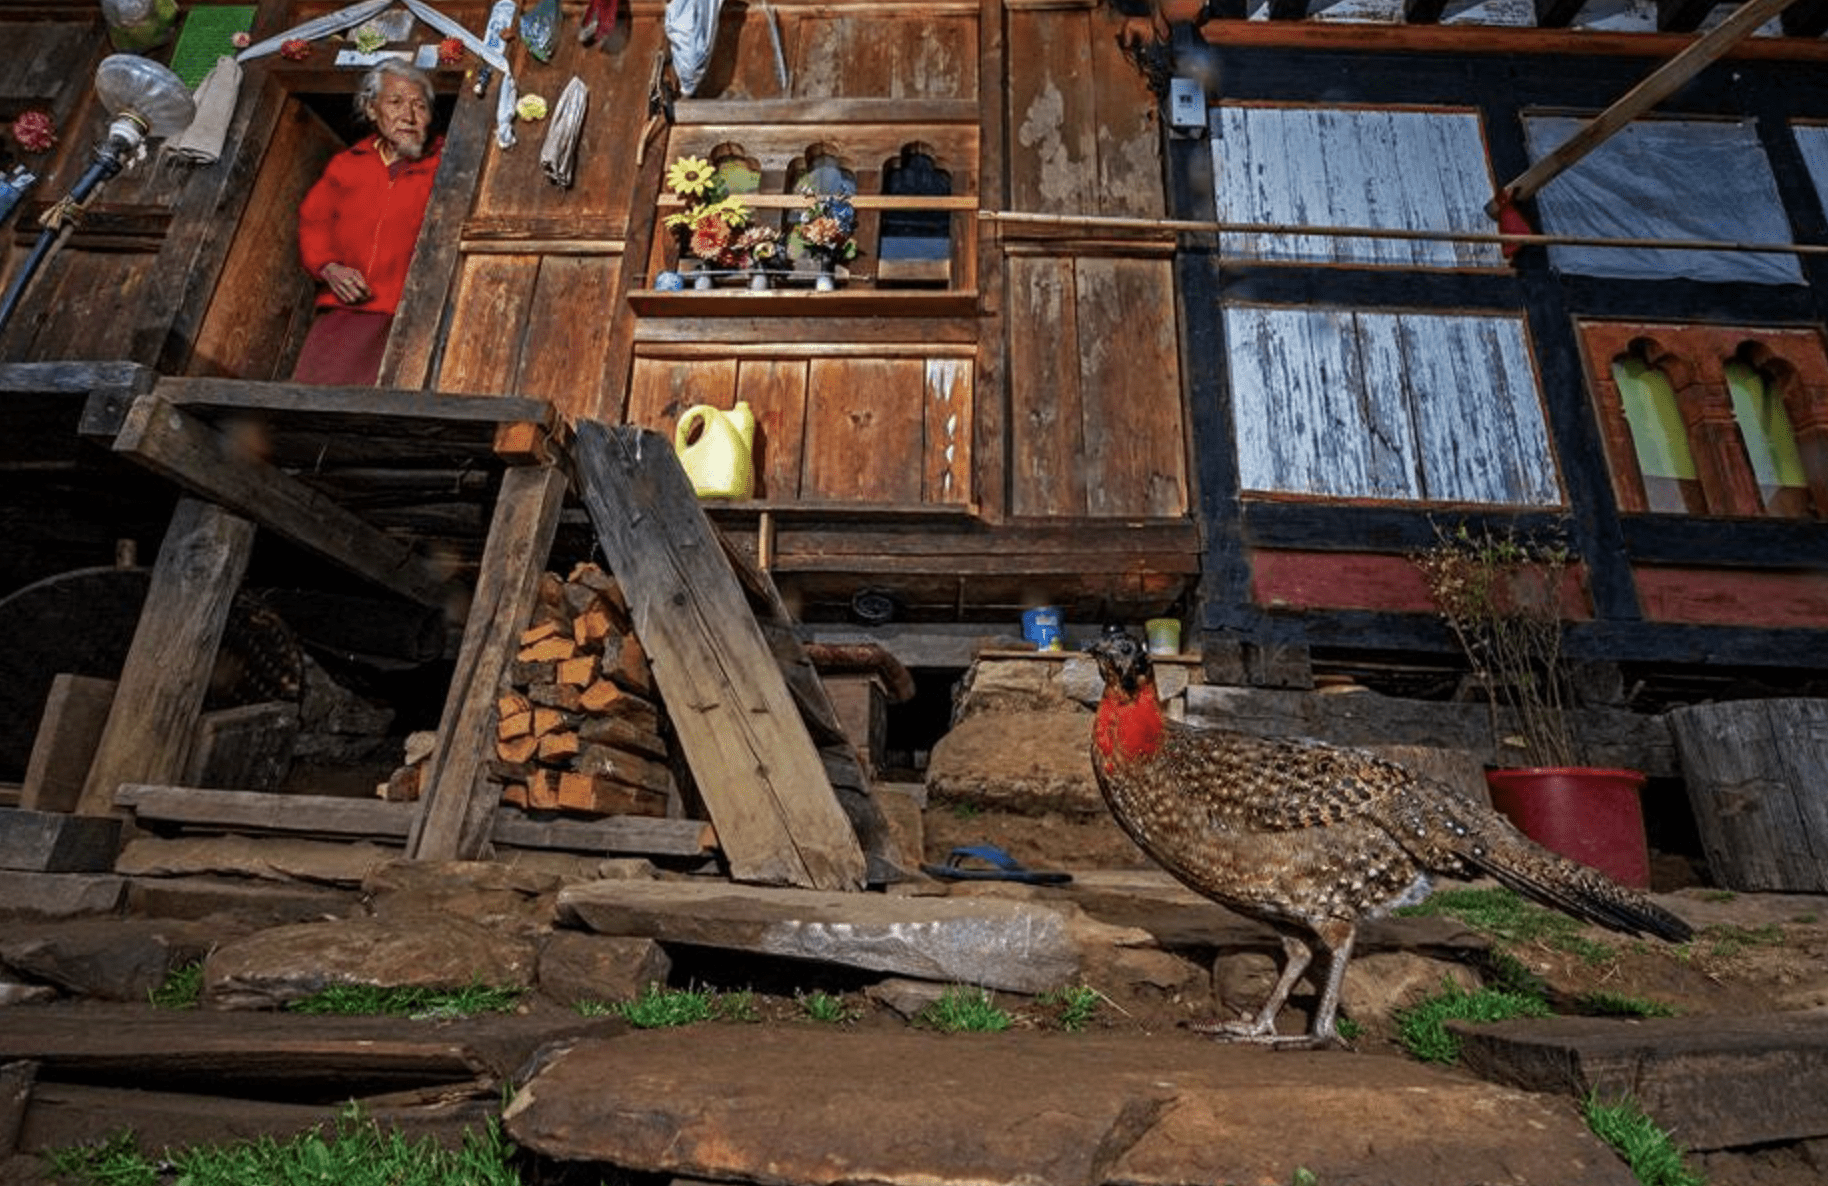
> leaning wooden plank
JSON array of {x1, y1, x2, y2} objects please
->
[
  {"x1": 408, "y1": 462, "x2": 569, "y2": 861},
  {"x1": 75, "y1": 499, "x2": 254, "y2": 818},
  {"x1": 570, "y1": 421, "x2": 866, "y2": 891},
  {"x1": 19, "y1": 674, "x2": 117, "y2": 813},
  {"x1": 113, "y1": 785, "x2": 715, "y2": 857},
  {"x1": 105, "y1": 394, "x2": 455, "y2": 608}
]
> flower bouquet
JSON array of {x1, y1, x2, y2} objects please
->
[
  {"x1": 663, "y1": 155, "x2": 752, "y2": 284},
  {"x1": 796, "y1": 190, "x2": 859, "y2": 288}
]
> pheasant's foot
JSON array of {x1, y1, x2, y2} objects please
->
[{"x1": 1187, "y1": 1019, "x2": 1348, "y2": 1050}]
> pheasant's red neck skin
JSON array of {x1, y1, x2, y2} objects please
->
[{"x1": 1095, "y1": 681, "x2": 1165, "y2": 765}]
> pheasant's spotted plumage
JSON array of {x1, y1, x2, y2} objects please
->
[{"x1": 1088, "y1": 629, "x2": 1693, "y2": 1047}]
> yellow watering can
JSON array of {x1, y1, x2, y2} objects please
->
[{"x1": 674, "y1": 401, "x2": 756, "y2": 499}]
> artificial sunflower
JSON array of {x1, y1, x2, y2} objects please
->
[{"x1": 666, "y1": 156, "x2": 718, "y2": 199}]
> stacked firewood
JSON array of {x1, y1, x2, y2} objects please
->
[{"x1": 490, "y1": 562, "x2": 678, "y2": 817}]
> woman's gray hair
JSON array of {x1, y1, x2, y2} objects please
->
[{"x1": 355, "y1": 59, "x2": 434, "y2": 123}]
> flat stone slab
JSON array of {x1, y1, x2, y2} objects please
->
[
  {"x1": 505, "y1": 1027, "x2": 1637, "y2": 1186},
  {"x1": 558, "y1": 880, "x2": 1086, "y2": 993},
  {"x1": 0, "y1": 809, "x2": 120, "y2": 873},
  {"x1": 1454, "y1": 1011, "x2": 1828, "y2": 1151}
]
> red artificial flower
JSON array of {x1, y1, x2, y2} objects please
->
[
  {"x1": 437, "y1": 36, "x2": 465, "y2": 66},
  {"x1": 279, "y1": 37, "x2": 312, "y2": 60},
  {"x1": 11, "y1": 110, "x2": 55, "y2": 154}
]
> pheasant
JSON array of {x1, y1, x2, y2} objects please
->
[{"x1": 1087, "y1": 627, "x2": 1693, "y2": 1048}]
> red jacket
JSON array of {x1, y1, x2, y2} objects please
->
[{"x1": 297, "y1": 135, "x2": 443, "y2": 316}]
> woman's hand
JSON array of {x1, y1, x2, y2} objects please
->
[{"x1": 320, "y1": 262, "x2": 373, "y2": 305}]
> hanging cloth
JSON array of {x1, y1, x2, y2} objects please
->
[
  {"x1": 540, "y1": 76, "x2": 588, "y2": 188},
  {"x1": 663, "y1": 0, "x2": 723, "y2": 97},
  {"x1": 237, "y1": 0, "x2": 520, "y2": 149},
  {"x1": 163, "y1": 55, "x2": 242, "y2": 165}
]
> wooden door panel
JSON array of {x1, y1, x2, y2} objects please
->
[{"x1": 800, "y1": 358, "x2": 924, "y2": 502}]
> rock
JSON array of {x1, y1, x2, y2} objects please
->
[
  {"x1": 1340, "y1": 949, "x2": 1480, "y2": 1028},
  {"x1": 504, "y1": 1027, "x2": 1638, "y2": 1186},
  {"x1": 202, "y1": 916, "x2": 538, "y2": 1010},
  {"x1": 124, "y1": 875, "x2": 361, "y2": 926},
  {"x1": 925, "y1": 708, "x2": 1103, "y2": 816},
  {"x1": 0, "y1": 872, "x2": 124, "y2": 920},
  {"x1": 116, "y1": 836, "x2": 395, "y2": 886},
  {"x1": 363, "y1": 859, "x2": 566, "y2": 937},
  {"x1": 864, "y1": 978, "x2": 950, "y2": 1019},
  {"x1": 536, "y1": 933, "x2": 671, "y2": 1008},
  {"x1": 0, "y1": 920, "x2": 221, "y2": 1001},
  {"x1": 1212, "y1": 949, "x2": 1287, "y2": 1026},
  {"x1": 1454, "y1": 1012, "x2": 1828, "y2": 1151},
  {"x1": 558, "y1": 879, "x2": 1083, "y2": 994},
  {"x1": 0, "y1": 981, "x2": 57, "y2": 1006},
  {"x1": 0, "y1": 810, "x2": 121, "y2": 874}
]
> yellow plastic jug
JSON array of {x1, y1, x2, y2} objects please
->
[{"x1": 674, "y1": 401, "x2": 756, "y2": 499}]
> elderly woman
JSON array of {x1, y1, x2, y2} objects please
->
[{"x1": 292, "y1": 60, "x2": 442, "y2": 386}]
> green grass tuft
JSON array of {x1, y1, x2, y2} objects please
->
[
  {"x1": 286, "y1": 979, "x2": 524, "y2": 1018},
  {"x1": 46, "y1": 1107, "x2": 519, "y2": 1186},
  {"x1": 1037, "y1": 984, "x2": 1103, "y2": 1032},
  {"x1": 1697, "y1": 922, "x2": 1784, "y2": 960},
  {"x1": 1577, "y1": 990, "x2": 1677, "y2": 1018},
  {"x1": 917, "y1": 985, "x2": 1013, "y2": 1033},
  {"x1": 148, "y1": 960, "x2": 204, "y2": 1010},
  {"x1": 796, "y1": 990, "x2": 857, "y2": 1024},
  {"x1": 571, "y1": 998, "x2": 616, "y2": 1017},
  {"x1": 616, "y1": 983, "x2": 718, "y2": 1028},
  {"x1": 1582, "y1": 1093, "x2": 1707, "y2": 1186},
  {"x1": 1397, "y1": 887, "x2": 1616, "y2": 963},
  {"x1": 1394, "y1": 982, "x2": 1552, "y2": 1064}
]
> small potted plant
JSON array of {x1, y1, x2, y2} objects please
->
[
  {"x1": 795, "y1": 190, "x2": 859, "y2": 290},
  {"x1": 1413, "y1": 521, "x2": 1652, "y2": 887},
  {"x1": 663, "y1": 155, "x2": 752, "y2": 286}
]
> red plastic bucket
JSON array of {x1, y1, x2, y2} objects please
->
[{"x1": 1484, "y1": 767, "x2": 1651, "y2": 889}]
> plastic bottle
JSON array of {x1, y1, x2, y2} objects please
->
[
  {"x1": 102, "y1": 0, "x2": 181, "y2": 52},
  {"x1": 673, "y1": 401, "x2": 756, "y2": 499}
]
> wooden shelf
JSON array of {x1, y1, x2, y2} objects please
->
[{"x1": 627, "y1": 289, "x2": 980, "y2": 318}]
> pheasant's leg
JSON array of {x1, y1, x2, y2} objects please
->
[
  {"x1": 1302, "y1": 920, "x2": 1357, "y2": 1048},
  {"x1": 1192, "y1": 932, "x2": 1311, "y2": 1042}
]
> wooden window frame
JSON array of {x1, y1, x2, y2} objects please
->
[{"x1": 1579, "y1": 322, "x2": 1828, "y2": 520}]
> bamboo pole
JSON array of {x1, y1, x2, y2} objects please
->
[{"x1": 976, "y1": 208, "x2": 1828, "y2": 257}]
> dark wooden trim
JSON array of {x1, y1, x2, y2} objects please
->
[
  {"x1": 1656, "y1": 0, "x2": 1716, "y2": 33},
  {"x1": 1265, "y1": 0, "x2": 1310, "y2": 18},
  {"x1": 1618, "y1": 514, "x2": 1828, "y2": 565},
  {"x1": 1405, "y1": 0, "x2": 1451, "y2": 24},
  {"x1": 0, "y1": 361, "x2": 153, "y2": 395},
  {"x1": 1781, "y1": 0, "x2": 1828, "y2": 36},
  {"x1": 1215, "y1": 266, "x2": 1522, "y2": 313},
  {"x1": 674, "y1": 99, "x2": 981, "y2": 126},
  {"x1": 1532, "y1": 0, "x2": 1586, "y2": 28},
  {"x1": 1191, "y1": 17, "x2": 1828, "y2": 59},
  {"x1": 974, "y1": 0, "x2": 1010, "y2": 523}
]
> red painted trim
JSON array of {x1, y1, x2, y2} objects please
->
[
  {"x1": 1250, "y1": 549, "x2": 1594, "y2": 618},
  {"x1": 1635, "y1": 566, "x2": 1828, "y2": 628}
]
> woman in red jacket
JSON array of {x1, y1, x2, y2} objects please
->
[{"x1": 292, "y1": 60, "x2": 443, "y2": 386}]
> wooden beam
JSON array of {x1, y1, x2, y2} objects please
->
[
  {"x1": 0, "y1": 361, "x2": 153, "y2": 396},
  {"x1": 115, "y1": 785, "x2": 717, "y2": 857},
  {"x1": 570, "y1": 422, "x2": 867, "y2": 891},
  {"x1": 19, "y1": 675, "x2": 116, "y2": 813},
  {"x1": 408, "y1": 462, "x2": 569, "y2": 861},
  {"x1": 1404, "y1": 0, "x2": 1451, "y2": 25},
  {"x1": 1655, "y1": 0, "x2": 1715, "y2": 32},
  {"x1": 1781, "y1": 0, "x2": 1828, "y2": 34},
  {"x1": 75, "y1": 498, "x2": 254, "y2": 817},
  {"x1": 1266, "y1": 0, "x2": 1311, "y2": 17},
  {"x1": 103, "y1": 393, "x2": 457, "y2": 607},
  {"x1": 1497, "y1": 0, "x2": 1805, "y2": 208}
]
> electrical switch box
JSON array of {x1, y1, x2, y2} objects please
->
[{"x1": 1168, "y1": 77, "x2": 1206, "y2": 137}]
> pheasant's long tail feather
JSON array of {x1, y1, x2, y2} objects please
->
[{"x1": 1462, "y1": 830, "x2": 1693, "y2": 943}]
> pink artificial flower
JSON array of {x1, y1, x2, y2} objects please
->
[{"x1": 11, "y1": 111, "x2": 55, "y2": 154}]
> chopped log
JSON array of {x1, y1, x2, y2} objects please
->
[
  {"x1": 497, "y1": 691, "x2": 531, "y2": 720},
  {"x1": 556, "y1": 656, "x2": 598, "y2": 687},
  {"x1": 577, "y1": 679, "x2": 627, "y2": 715},
  {"x1": 610, "y1": 633, "x2": 654, "y2": 695},
  {"x1": 554, "y1": 772, "x2": 668, "y2": 818},
  {"x1": 577, "y1": 698, "x2": 660, "y2": 737},
  {"x1": 571, "y1": 715, "x2": 668, "y2": 760},
  {"x1": 535, "y1": 571, "x2": 566, "y2": 613},
  {"x1": 527, "y1": 682, "x2": 584, "y2": 712},
  {"x1": 401, "y1": 731, "x2": 438, "y2": 767},
  {"x1": 567, "y1": 562, "x2": 630, "y2": 620},
  {"x1": 531, "y1": 707, "x2": 568, "y2": 737},
  {"x1": 496, "y1": 734, "x2": 539, "y2": 764},
  {"x1": 560, "y1": 581, "x2": 600, "y2": 623},
  {"x1": 509, "y1": 659, "x2": 559, "y2": 686},
  {"x1": 537, "y1": 731, "x2": 582, "y2": 764},
  {"x1": 378, "y1": 764, "x2": 421, "y2": 802},
  {"x1": 572, "y1": 604, "x2": 614, "y2": 650},
  {"x1": 500, "y1": 783, "x2": 528, "y2": 809},
  {"x1": 527, "y1": 770, "x2": 561, "y2": 810},
  {"x1": 518, "y1": 635, "x2": 576, "y2": 664},
  {"x1": 519, "y1": 621, "x2": 564, "y2": 647},
  {"x1": 574, "y1": 744, "x2": 675, "y2": 797},
  {"x1": 497, "y1": 711, "x2": 533, "y2": 741},
  {"x1": 487, "y1": 758, "x2": 537, "y2": 783}
]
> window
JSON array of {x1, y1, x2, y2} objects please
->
[
  {"x1": 1524, "y1": 117, "x2": 1802, "y2": 285},
  {"x1": 1226, "y1": 305, "x2": 1560, "y2": 504},
  {"x1": 1212, "y1": 105, "x2": 1505, "y2": 269},
  {"x1": 1581, "y1": 323, "x2": 1828, "y2": 520}
]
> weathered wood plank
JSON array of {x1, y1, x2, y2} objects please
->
[
  {"x1": 570, "y1": 421, "x2": 866, "y2": 890},
  {"x1": 1087, "y1": 5, "x2": 1164, "y2": 219},
  {"x1": 736, "y1": 359, "x2": 810, "y2": 501},
  {"x1": 105, "y1": 394, "x2": 458, "y2": 607},
  {"x1": 435, "y1": 254, "x2": 540, "y2": 395},
  {"x1": 1009, "y1": 255, "x2": 1087, "y2": 516},
  {"x1": 922, "y1": 359, "x2": 973, "y2": 506},
  {"x1": 409, "y1": 462, "x2": 569, "y2": 861},
  {"x1": 800, "y1": 358, "x2": 925, "y2": 503},
  {"x1": 1006, "y1": 9, "x2": 1096, "y2": 214},
  {"x1": 19, "y1": 674, "x2": 116, "y2": 813},
  {"x1": 115, "y1": 785, "x2": 717, "y2": 857},
  {"x1": 514, "y1": 255, "x2": 620, "y2": 418},
  {"x1": 1076, "y1": 255, "x2": 1185, "y2": 517},
  {"x1": 1668, "y1": 699, "x2": 1828, "y2": 892},
  {"x1": 75, "y1": 498, "x2": 254, "y2": 817},
  {"x1": 0, "y1": 809, "x2": 122, "y2": 873},
  {"x1": 626, "y1": 357, "x2": 739, "y2": 435}
]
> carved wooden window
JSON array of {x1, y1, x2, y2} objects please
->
[{"x1": 1581, "y1": 323, "x2": 1828, "y2": 520}]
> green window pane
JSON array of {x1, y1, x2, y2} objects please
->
[
  {"x1": 1724, "y1": 360, "x2": 1810, "y2": 514},
  {"x1": 1613, "y1": 357, "x2": 1697, "y2": 481}
]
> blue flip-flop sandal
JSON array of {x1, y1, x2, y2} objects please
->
[{"x1": 920, "y1": 843, "x2": 1072, "y2": 885}]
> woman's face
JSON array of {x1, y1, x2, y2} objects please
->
[{"x1": 370, "y1": 74, "x2": 430, "y2": 159}]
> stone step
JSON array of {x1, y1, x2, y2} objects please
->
[
  {"x1": 1453, "y1": 1011, "x2": 1828, "y2": 1151},
  {"x1": 504, "y1": 1026, "x2": 1638, "y2": 1186}
]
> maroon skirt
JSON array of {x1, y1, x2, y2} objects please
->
[{"x1": 291, "y1": 307, "x2": 394, "y2": 386}]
